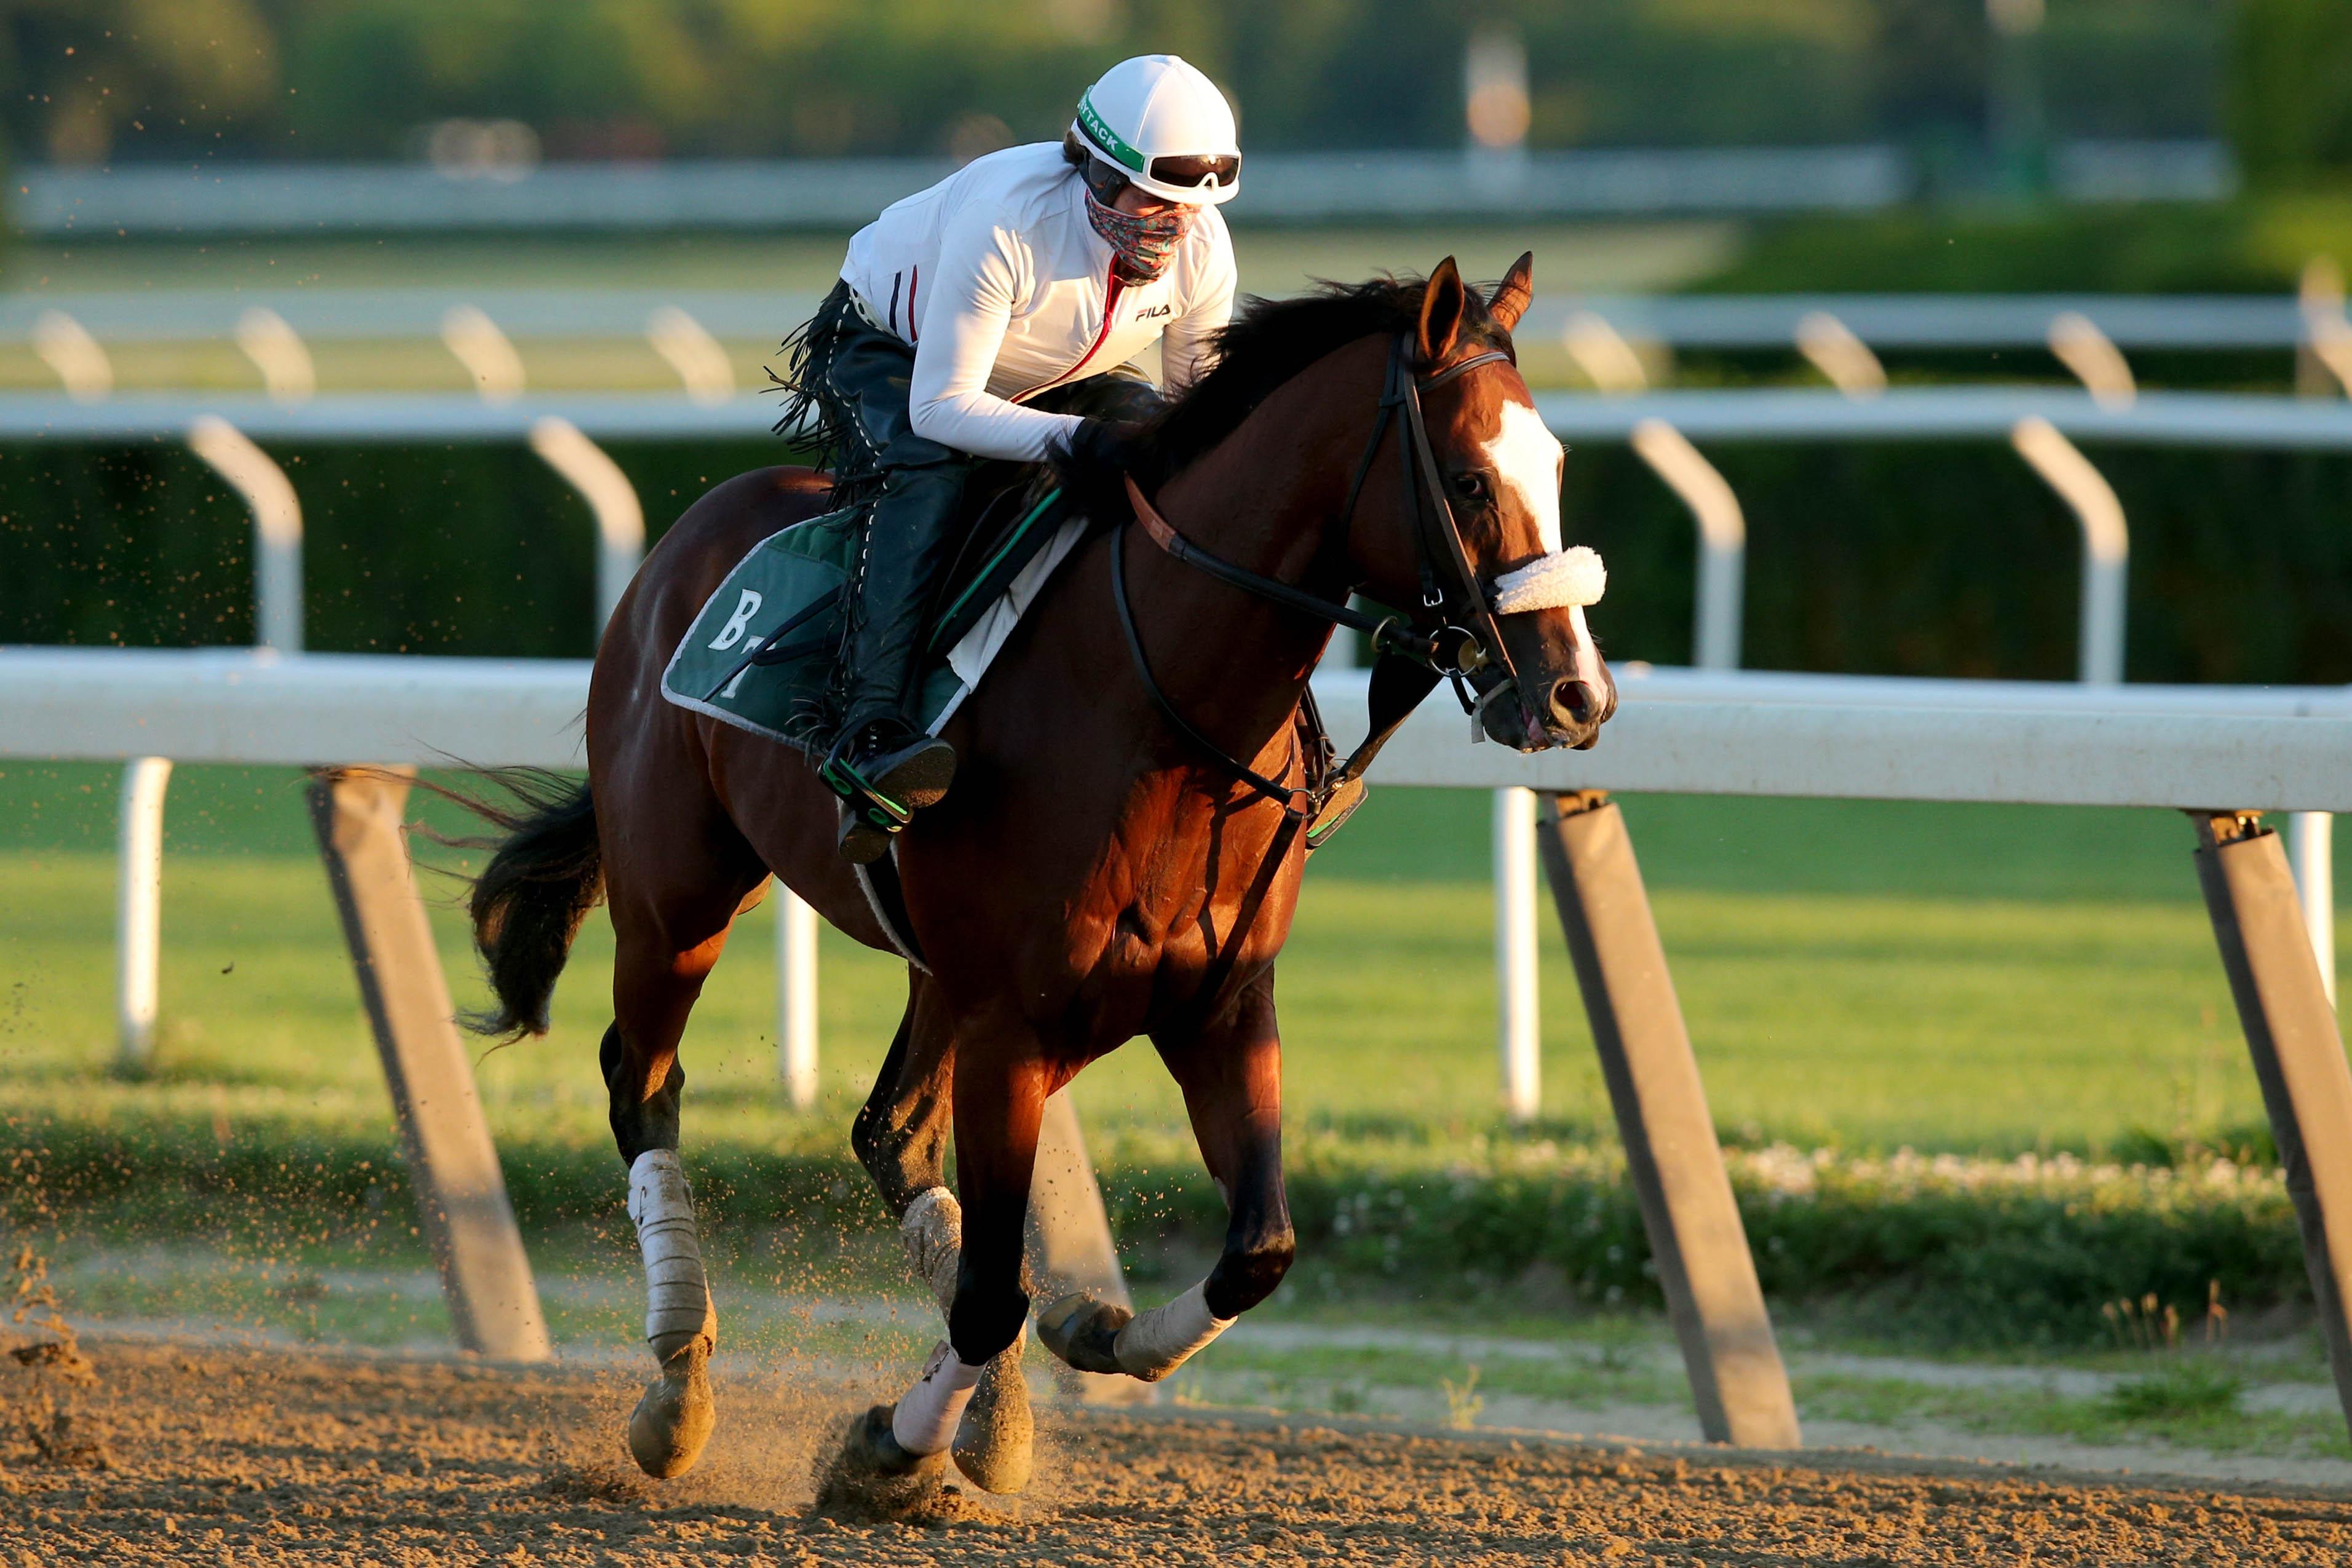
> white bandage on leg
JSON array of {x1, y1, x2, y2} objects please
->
[
  {"x1": 1112, "y1": 1281, "x2": 1235, "y2": 1382},
  {"x1": 627, "y1": 1149, "x2": 712, "y2": 1348},
  {"x1": 897, "y1": 1187, "x2": 1028, "y2": 1360},
  {"x1": 900, "y1": 1186, "x2": 962, "y2": 1313},
  {"x1": 890, "y1": 1339, "x2": 984, "y2": 1455},
  {"x1": 1491, "y1": 545, "x2": 1606, "y2": 614}
]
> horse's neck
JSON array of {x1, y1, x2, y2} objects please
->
[{"x1": 1125, "y1": 346, "x2": 1381, "y2": 760}]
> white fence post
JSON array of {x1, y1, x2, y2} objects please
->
[
  {"x1": 528, "y1": 416, "x2": 646, "y2": 636},
  {"x1": 189, "y1": 417, "x2": 304, "y2": 654},
  {"x1": 2289, "y1": 263, "x2": 2341, "y2": 1006},
  {"x1": 1491, "y1": 418, "x2": 1740, "y2": 1118},
  {"x1": 1631, "y1": 419, "x2": 1745, "y2": 672},
  {"x1": 234, "y1": 307, "x2": 317, "y2": 406},
  {"x1": 776, "y1": 886, "x2": 820, "y2": 1108},
  {"x1": 2291, "y1": 812, "x2": 2338, "y2": 1011},
  {"x1": 1561, "y1": 311, "x2": 1650, "y2": 395},
  {"x1": 1794, "y1": 311, "x2": 1886, "y2": 399},
  {"x1": 114, "y1": 756, "x2": 172, "y2": 1071},
  {"x1": 130, "y1": 418, "x2": 305, "y2": 1069},
  {"x1": 443, "y1": 305, "x2": 526, "y2": 403},
  {"x1": 2302, "y1": 259, "x2": 2352, "y2": 399},
  {"x1": 646, "y1": 306, "x2": 736, "y2": 406},
  {"x1": 2048, "y1": 312, "x2": 2136, "y2": 410},
  {"x1": 31, "y1": 310, "x2": 111, "y2": 403},
  {"x1": 2011, "y1": 416, "x2": 2126, "y2": 686},
  {"x1": 1495, "y1": 785, "x2": 1542, "y2": 1121}
]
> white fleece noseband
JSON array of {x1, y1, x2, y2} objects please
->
[{"x1": 1491, "y1": 545, "x2": 1606, "y2": 614}]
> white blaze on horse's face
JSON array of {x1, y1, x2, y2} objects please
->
[
  {"x1": 1484, "y1": 397, "x2": 1566, "y2": 557},
  {"x1": 1471, "y1": 390, "x2": 1614, "y2": 746}
]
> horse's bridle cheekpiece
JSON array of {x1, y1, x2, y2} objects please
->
[{"x1": 1114, "y1": 331, "x2": 1556, "y2": 847}]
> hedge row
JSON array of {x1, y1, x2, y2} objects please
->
[
  {"x1": 5, "y1": 1111, "x2": 2308, "y2": 1348},
  {"x1": 9, "y1": 435, "x2": 2350, "y2": 686}
]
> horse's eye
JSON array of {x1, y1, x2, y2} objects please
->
[{"x1": 1452, "y1": 471, "x2": 1491, "y2": 505}]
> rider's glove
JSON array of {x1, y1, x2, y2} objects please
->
[{"x1": 1056, "y1": 416, "x2": 1139, "y2": 475}]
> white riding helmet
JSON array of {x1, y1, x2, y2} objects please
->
[{"x1": 1071, "y1": 55, "x2": 1241, "y2": 207}]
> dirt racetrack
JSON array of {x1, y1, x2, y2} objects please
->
[{"x1": 6, "y1": 1339, "x2": 2352, "y2": 1565}]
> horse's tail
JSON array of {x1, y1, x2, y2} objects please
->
[{"x1": 427, "y1": 769, "x2": 606, "y2": 1040}]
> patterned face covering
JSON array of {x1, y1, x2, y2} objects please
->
[{"x1": 1085, "y1": 192, "x2": 1190, "y2": 283}]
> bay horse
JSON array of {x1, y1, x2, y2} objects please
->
[{"x1": 459, "y1": 255, "x2": 1615, "y2": 1496}]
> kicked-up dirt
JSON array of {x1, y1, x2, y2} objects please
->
[{"x1": 3, "y1": 1337, "x2": 2350, "y2": 1564}]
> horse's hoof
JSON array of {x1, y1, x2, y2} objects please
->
[
  {"x1": 626, "y1": 1341, "x2": 716, "y2": 1478},
  {"x1": 814, "y1": 1404, "x2": 946, "y2": 1517},
  {"x1": 951, "y1": 1348, "x2": 1034, "y2": 1495},
  {"x1": 1037, "y1": 1293, "x2": 1131, "y2": 1376}
]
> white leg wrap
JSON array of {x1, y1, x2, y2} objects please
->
[
  {"x1": 890, "y1": 1340, "x2": 984, "y2": 1455},
  {"x1": 900, "y1": 1186, "x2": 962, "y2": 1314},
  {"x1": 627, "y1": 1150, "x2": 711, "y2": 1348},
  {"x1": 1112, "y1": 1281, "x2": 1233, "y2": 1381}
]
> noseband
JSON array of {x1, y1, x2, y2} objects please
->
[{"x1": 1110, "y1": 332, "x2": 1529, "y2": 837}]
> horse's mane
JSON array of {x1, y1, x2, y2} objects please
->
[{"x1": 1051, "y1": 272, "x2": 1510, "y2": 523}]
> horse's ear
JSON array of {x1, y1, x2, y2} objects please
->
[
  {"x1": 1488, "y1": 251, "x2": 1534, "y2": 331},
  {"x1": 1419, "y1": 256, "x2": 1468, "y2": 366}
]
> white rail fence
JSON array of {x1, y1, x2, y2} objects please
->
[
  {"x1": 10, "y1": 381, "x2": 2347, "y2": 1082},
  {"x1": 17, "y1": 287, "x2": 2345, "y2": 355},
  {"x1": 4, "y1": 646, "x2": 2348, "y2": 1445}
]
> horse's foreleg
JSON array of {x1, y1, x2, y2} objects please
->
[
  {"x1": 605, "y1": 886, "x2": 749, "y2": 1479},
  {"x1": 842, "y1": 976, "x2": 1031, "y2": 1493},
  {"x1": 1041, "y1": 973, "x2": 1292, "y2": 1382},
  {"x1": 853, "y1": 1025, "x2": 1047, "y2": 1484}
]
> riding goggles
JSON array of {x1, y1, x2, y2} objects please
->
[
  {"x1": 1146, "y1": 152, "x2": 1240, "y2": 191},
  {"x1": 1080, "y1": 149, "x2": 1241, "y2": 206}
]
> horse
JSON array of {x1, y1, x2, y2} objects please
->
[{"x1": 456, "y1": 253, "x2": 1615, "y2": 1498}]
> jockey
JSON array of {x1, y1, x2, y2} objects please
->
[{"x1": 782, "y1": 53, "x2": 1241, "y2": 862}]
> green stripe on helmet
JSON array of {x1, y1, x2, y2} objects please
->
[{"x1": 1076, "y1": 92, "x2": 1147, "y2": 172}]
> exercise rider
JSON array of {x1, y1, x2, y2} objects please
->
[{"x1": 782, "y1": 54, "x2": 1241, "y2": 862}]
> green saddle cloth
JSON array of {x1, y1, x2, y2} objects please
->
[{"x1": 659, "y1": 489, "x2": 1071, "y2": 753}]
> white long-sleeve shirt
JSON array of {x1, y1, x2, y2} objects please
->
[{"x1": 839, "y1": 143, "x2": 1238, "y2": 463}]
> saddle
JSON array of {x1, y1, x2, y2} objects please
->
[{"x1": 659, "y1": 470, "x2": 1083, "y2": 754}]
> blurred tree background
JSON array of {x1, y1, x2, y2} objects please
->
[{"x1": 1, "y1": 1, "x2": 2236, "y2": 167}]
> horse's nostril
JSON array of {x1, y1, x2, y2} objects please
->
[{"x1": 1551, "y1": 678, "x2": 1601, "y2": 727}]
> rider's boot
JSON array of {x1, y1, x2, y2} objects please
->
[
  {"x1": 826, "y1": 715, "x2": 957, "y2": 863},
  {"x1": 826, "y1": 462, "x2": 964, "y2": 863}
]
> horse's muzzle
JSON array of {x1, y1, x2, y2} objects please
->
[
  {"x1": 1550, "y1": 676, "x2": 1615, "y2": 750},
  {"x1": 1475, "y1": 672, "x2": 1617, "y2": 752}
]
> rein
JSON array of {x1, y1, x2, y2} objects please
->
[{"x1": 1110, "y1": 332, "x2": 1515, "y2": 843}]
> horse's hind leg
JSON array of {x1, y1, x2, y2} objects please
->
[
  {"x1": 846, "y1": 975, "x2": 1034, "y2": 1494},
  {"x1": 1040, "y1": 972, "x2": 1293, "y2": 1384},
  {"x1": 603, "y1": 854, "x2": 766, "y2": 1479},
  {"x1": 850, "y1": 974, "x2": 956, "y2": 1216}
]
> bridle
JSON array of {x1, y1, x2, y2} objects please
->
[{"x1": 1111, "y1": 331, "x2": 1522, "y2": 842}]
